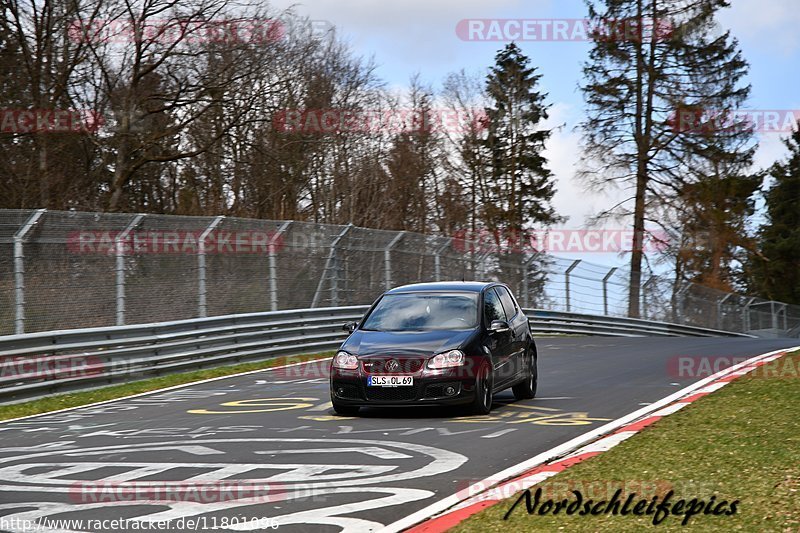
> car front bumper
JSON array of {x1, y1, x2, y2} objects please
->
[{"x1": 330, "y1": 367, "x2": 478, "y2": 407}]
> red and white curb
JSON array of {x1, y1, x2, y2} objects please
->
[{"x1": 383, "y1": 346, "x2": 799, "y2": 533}]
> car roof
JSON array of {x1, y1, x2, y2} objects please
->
[{"x1": 385, "y1": 281, "x2": 500, "y2": 294}]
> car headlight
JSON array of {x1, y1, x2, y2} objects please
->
[
  {"x1": 427, "y1": 349, "x2": 465, "y2": 369},
  {"x1": 333, "y1": 351, "x2": 359, "y2": 370}
]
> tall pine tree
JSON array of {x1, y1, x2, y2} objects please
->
[
  {"x1": 482, "y1": 43, "x2": 558, "y2": 235},
  {"x1": 580, "y1": 0, "x2": 744, "y2": 317},
  {"x1": 479, "y1": 43, "x2": 557, "y2": 300},
  {"x1": 664, "y1": 18, "x2": 757, "y2": 295},
  {"x1": 746, "y1": 123, "x2": 800, "y2": 303}
]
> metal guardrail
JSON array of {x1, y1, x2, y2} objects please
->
[
  {"x1": 0, "y1": 307, "x2": 751, "y2": 403},
  {"x1": 524, "y1": 310, "x2": 754, "y2": 338}
]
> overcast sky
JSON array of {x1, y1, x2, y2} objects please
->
[{"x1": 268, "y1": 0, "x2": 800, "y2": 266}]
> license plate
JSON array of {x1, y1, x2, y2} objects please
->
[{"x1": 367, "y1": 375, "x2": 413, "y2": 387}]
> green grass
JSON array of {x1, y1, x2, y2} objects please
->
[
  {"x1": 0, "y1": 352, "x2": 333, "y2": 421},
  {"x1": 454, "y1": 349, "x2": 800, "y2": 533}
]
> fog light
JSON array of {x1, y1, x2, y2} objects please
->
[
  {"x1": 337, "y1": 388, "x2": 345, "y2": 395},
  {"x1": 445, "y1": 386, "x2": 456, "y2": 396}
]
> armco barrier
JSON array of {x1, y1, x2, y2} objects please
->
[{"x1": 0, "y1": 307, "x2": 751, "y2": 402}]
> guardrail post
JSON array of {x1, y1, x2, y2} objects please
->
[
  {"x1": 602, "y1": 267, "x2": 617, "y2": 316},
  {"x1": 384, "y1": 232, "x2": 405, "y2": 290},
  {"x1": 312, "y1": 224, "x2": 352, "y2": 308},
  {"x1": 565, "y1": 260, "x2": 581, "y2": 312},
  {"x1": 198, "y1": 215, "x2": 224, "y2": 318},
  {"x1": 13, "y1": 209, "x2": 46, "y2": 334},
  {"x1": 116, "y1": 214, "x2": 145, "y2": 326},
  {"x1": 269, "y1": 221, "x2": 292, "y2": 311},
  {"x1": 434, "y1": 238, "x2": 452, "y2": 282}
]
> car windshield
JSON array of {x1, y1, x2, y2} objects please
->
[{"x1": 361, "y1": 292, "x2": 479, "y2": 331}]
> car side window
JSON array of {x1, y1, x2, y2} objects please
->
[
  {"x1": 483, "y1": 288, "x2": 507, "y2": 325},
  {"x1": 496, "y1": 286, "x2": 518, "y2": 319}
]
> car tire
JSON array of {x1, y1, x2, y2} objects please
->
[
  {"x1": 331, "y1": 401, "x2": 360, "y2": 416},
  {"x1": 469, "y1": 360, "x2": 493, "y2": 415},
  {"x1": 512, "y1": 349, "x2": 537, "y2": 400}
]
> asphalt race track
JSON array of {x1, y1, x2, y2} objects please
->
[{"x1": 0, "y1": 337, "x2": 797, "y2": 533}]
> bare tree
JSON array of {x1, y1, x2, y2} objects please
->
[{"x1": 580, "y1": 0, "x2": 747, "y2": 317}]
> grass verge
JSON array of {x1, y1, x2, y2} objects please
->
[
  {"x1": 0, "y1": 352, "x2": 333, "y2": 422},
  {"x1": 454, "y1": 349, "x2": 800, "y2": 532}
]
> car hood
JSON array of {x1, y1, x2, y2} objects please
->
[{"x1": 342, "y1": 328, "x2": 477, "y2": 357}]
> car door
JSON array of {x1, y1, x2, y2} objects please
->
[
  {"x1": 482, "y1": 287, "x2": 514, "y2": 386},
  {"x1": 496, "y1": 285, "x2": 527, "y2": 380}
]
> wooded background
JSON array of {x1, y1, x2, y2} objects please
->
[{"x1": 1, "y1": 0, "x2": 797, "y2": 311}]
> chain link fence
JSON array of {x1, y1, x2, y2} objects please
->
[{"x1": 1, "y1": 209, "x2": 798, "y2": 337}]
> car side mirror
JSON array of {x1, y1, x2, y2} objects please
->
[
  {"x1": 489, "y1": 320, "x2": 510, "y2": 333},
  {"x1": 343, "y1": 322, "x2": 357, "y2": 333}
]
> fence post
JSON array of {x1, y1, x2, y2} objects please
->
[
  {"x1": 473, "y1": 248, "x2": 493, "y2": 281},
  {"x1": 522, "y1": 252, "x2": 541, "y2": 309},
  {"x1": 311, "y1": 224, "x2": 352, "y2": 308},
  {"x1": 565, "y1": 260, "x2": 581, "y2": 312},
  {"x1": 674, "y1": 284, "x2": 691, "y2": 324},
  {"x1": 269, "y1": 221, "x2": 292, "y2": 312},
  {"x1": 115, "y1": 214, "x2": 145, "y2": 326},
  {"x1": 602, "y1": 267, "x2": 617, "y2": 316},
  {"x1": 384, "y1": 232, "x2": 406, "y2": 290},
  {"x1": 13, "y1": 209, "x2": 46, "y2": 334},
  {"x1": 779, "y1": 303, "x2": 787, "y2": 330},
  {"x1": 716, "y1": 293, "x2": 732, "y2": 330},
  {"x1": 641, "y1": 277, "x2": 656, "y2": 320},
  {"x1": 434, "y1": 238, "x2": 452, "y2": 282},
  {"x1": 772, "y1": 301, "x2": 786, "y2": 331},
  {"x1": 742, "y1": 297, "x2": 755, "y2": 332},
  {"x1": 198, "y1": 215, "x2": 224, "y2": 318}
]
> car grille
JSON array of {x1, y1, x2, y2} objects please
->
[
  {"x1": 361, "y1": 357, "x2": 425, "y2": 374},
  {"x1": 332, "y1": 382, "x2": 361, "y2": 400},
  {"x1": 424, "y1": 381, "x2": 461, "y2": 399},
  {"x1": 365, "y1": 385, "x2": 419, "y2": 402}
]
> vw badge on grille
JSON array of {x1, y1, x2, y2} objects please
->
[{"x1": 386, "y1": 359, "x2": 400, "y2": 372}]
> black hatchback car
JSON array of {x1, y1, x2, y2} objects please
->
[{"x1": 329, "y1": 282, "x2": 537, "y2": 415}]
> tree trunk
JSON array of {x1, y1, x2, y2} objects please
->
[
  {"x1": 629, "y1": 169, "x2": 646, "y2": 317},
  {"x1": 628, "y1": 0, "x2": 646, "y2": 318}
]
